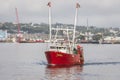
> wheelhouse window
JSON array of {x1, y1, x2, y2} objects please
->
[{"x1": 50, "y1": 46, "x2": 66, "y2": 50}]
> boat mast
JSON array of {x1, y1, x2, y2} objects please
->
[
  {"x1": 72, "y1": 3, "x2": 80, "y2": 47},
  {"x1": 15, "y1": 8, "x2": 21, "y2": 42},
  {"x1": 47, "y1": 2, "x2": 52, "y2": 42},
  {"x1": 54, "y1": 26, "x2": 59, "y2": 43},
  {"x1": 87, "y1": 18, "x2": 89, "y2": 41}
]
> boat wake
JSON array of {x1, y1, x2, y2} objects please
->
[
  {"x1": 35, "y1": 61, "x2": 47, "y2": 65},
  {"x1": 84, "y1": 61, "x2": 120, "y2": 66},
  {"x1": 35, "y1": 61, "x2": 120, "y2": 66}
]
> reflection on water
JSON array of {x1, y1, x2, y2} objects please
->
[
  {"x1": 0, "y1": 43, "x2": 120, "y2": 80},
  {"x1": 45, "y1": 65, "x2": 84, "y2": 80}
]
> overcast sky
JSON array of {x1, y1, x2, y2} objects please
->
[{"x1": 0, "y1": 0, "x2": 120, "y2": 27}]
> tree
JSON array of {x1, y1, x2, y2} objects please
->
[
  {"x1": 77, "y1": 35, "x2": 85, "y2": 40},
  {"x1": 92, "y1": 34, "x2": 102, "y2": 41}
]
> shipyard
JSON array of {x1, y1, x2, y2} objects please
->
[{"x1": 0, "y1": 22, "x2": 120, "y2": 44}]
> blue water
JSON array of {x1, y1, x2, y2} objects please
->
[{"x1": 0, "y1": 43, "x2": 120, "y2": 80}]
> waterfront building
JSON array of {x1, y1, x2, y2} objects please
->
[{"x1": 0, "y1": 30, "x2": 7, "y2": 41}]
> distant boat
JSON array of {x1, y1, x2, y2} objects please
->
[
  {"x1": 18, "y1": 38, "x2": 44, "y2": 43},
  {"x1": 45, "y1": 2, "x2": 84, "y2": 66}
]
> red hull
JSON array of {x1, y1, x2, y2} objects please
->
[{"x1": 45, "y1": 51, "x2": 84, "y2": 66}]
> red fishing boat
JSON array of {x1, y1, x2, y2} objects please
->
[{"x1": 45, "y1": 2, "x2": 84, "y2": 66}]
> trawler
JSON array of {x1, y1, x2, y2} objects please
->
[{"x1": 45, "y1": 2, "x2": 84, "y2": 66}]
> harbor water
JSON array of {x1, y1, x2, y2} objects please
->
[{"x1": 0, "y1": 43, "x2": 120, "y2": 80}]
